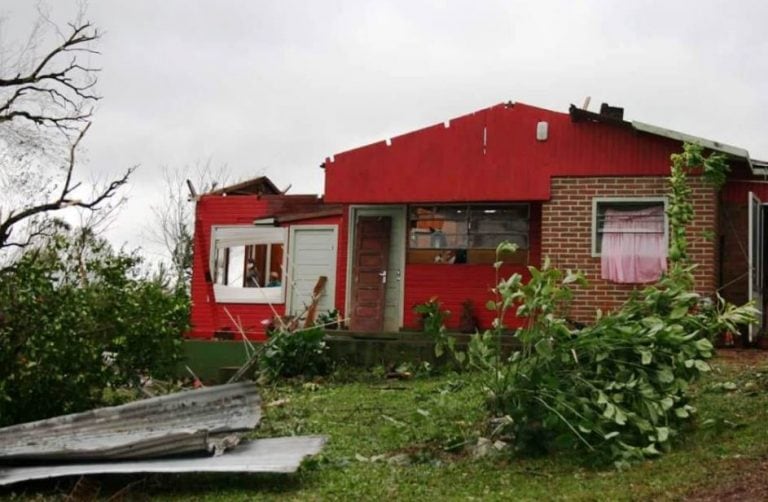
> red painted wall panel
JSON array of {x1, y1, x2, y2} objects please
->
[
  {"x1": 324, "y1": 102, "x2": 691, "y2": 204},
  {"x1": 723, "y1": 179, "x2": 768, "y2": 203},
  {"x1": 403, "y1": 264, "x2": 531, "y2": 331}
]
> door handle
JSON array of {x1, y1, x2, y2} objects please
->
[{"x1": 379, "y1": 270, "x2": 387, "y2": 284}]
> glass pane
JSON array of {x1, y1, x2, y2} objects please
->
[
  {"x1": 227, "y1": 246, "x2": 246, "y2": 286},
  {"x1": 468, "y1": 205, "x2": 529, "y2": 249},
  {"x1": 409, "y1": 206, "x2": 468, "y2": 249}
]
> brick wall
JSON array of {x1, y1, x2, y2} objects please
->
[{"x1": 542, "y1": 177, "x2": 719, "y2": 323}]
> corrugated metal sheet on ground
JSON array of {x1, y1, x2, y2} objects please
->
[
  {"x1": 0, "y1": 436, "x2": 327, "y2": 487},
  {"x1": 0, "y1": 382, "x2": 261, "y2": 461}
]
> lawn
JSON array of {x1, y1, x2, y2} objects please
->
[{"x1": 5, "y1": 351, "x2": 768, "y2": 501}]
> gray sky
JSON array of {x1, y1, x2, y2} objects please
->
[{"x1": 2, "y1": 0, "x2": 768, "y2": 261}]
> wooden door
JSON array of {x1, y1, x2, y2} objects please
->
[{"x1": 349, "y1": 216, "x2": 391, "y2": 332}]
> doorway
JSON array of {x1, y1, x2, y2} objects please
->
[
  {"x1": 347, "y1": 206, "x2": 406, "y2": 332},
  {"x1": 748, "y1": 191, "x2": 765, "y2": 342}
]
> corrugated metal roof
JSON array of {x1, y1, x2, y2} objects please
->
[
  {"x1": 0, "y1": 436, "x2": 327, "y2": 487},
  {"x1": 0, "y1": 382, "x2": 261, "y2": 461}
]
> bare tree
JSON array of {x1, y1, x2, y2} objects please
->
[
  {"x1": 0, "y1": 9, "x2": 133, "y2": 256},
  {"x1": 148, "y1": 159, "x2": 230, "y2": 287}
]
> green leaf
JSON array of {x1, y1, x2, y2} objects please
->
[
  {"x1": 534, "y1": 338, "x2": 552, "y2": 357},
  {"x1": 655, "y1": 427, "x2": 670, "y2": 442},
  {"x1": 694, "y1": 338, "x2": 714, "y2": 352},
  {"x1": 640, "y1": 350, "x2": 652, "y2": 365},
  {"x1": 693, "y1": 359, "x2": 711, "y2": 372},
  {"x1": 669, "y1": 305, "x2": 688, "y2": 320},
  {"x1": 657, "y1": 368, "x2": 674, "y2": 383}
]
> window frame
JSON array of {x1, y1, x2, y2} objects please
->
[
  {"x1": 591, "y1": 197, "x2": 668, "y2": 258},
  {"x1": 210, "y1": 225, "x2": 288, "y2": 304},
  {"x1": 407, "y1": 203, "x2": 531, "y2": 251}
]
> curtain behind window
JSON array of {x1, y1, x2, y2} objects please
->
[{"x1": 600, "y1": 205, "x2": 666, "y2": 283}]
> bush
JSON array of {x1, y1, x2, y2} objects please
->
[
  {"x1": 260, "y1": 325, "x2": 330, "y2": 380},
  {"x1": 454, "y1": 248, "x2": 757, "y2": 467},
  {"x1": 0, "y1": 229, "x2": 188, "y2": 426}
]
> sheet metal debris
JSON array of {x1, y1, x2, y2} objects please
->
[
  {"x1": 0, "y1": 436, "x2": 327, "y2": 487},
  {"x1": 0, "y1": 382, "x2": 261, "y2": 461}
]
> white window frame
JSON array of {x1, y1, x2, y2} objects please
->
[
  {"x1": 591, "y1": 197, "x2": 668, "y2": 257},
  {"x1": 210, "y1": 225, "x2": 288, "y2": 304}
]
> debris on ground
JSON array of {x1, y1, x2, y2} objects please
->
[{"x1": 0, "y1": 383, "x2": 326, "y2": 487}]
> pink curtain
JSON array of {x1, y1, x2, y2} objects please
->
[{"x1": 600, "y1": 206, "x2": 666, "y2": 283}]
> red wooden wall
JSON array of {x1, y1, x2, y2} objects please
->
[{"x1": 324, "y1": 102, "x2": 688, "y2": 204}]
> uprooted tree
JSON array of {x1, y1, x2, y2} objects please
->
[{"x1": 0, "y1": 13, "x2": 132, "y2": 256}]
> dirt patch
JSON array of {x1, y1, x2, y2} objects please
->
[
  {"x1": 715, "y1": 348, "x2": 768, "y2": 366},
  {"x1": 683, "y1": 349, "x2": 768, "y2": 501},
  {"x1": 684, "y1": 456, "x2": 768, "y2": 501}
]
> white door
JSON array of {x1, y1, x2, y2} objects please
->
[
  {"x1": 288, "y1": 226, "x2": 337, "y2": 317},
  {"x1": 748, "y1": 192, "x2": 764, "y2": 343}
]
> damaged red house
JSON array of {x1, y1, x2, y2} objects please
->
[{"x1": 189, "y1": 101, "x2": 768, "y2": 343}]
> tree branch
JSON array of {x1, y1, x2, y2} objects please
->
[{"x1": 0, "y1": 124, "x2": 135, "y2": 250}]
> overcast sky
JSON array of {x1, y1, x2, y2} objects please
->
[{"x1": 2, "y1": 0, "x2": 767, "y2": 261}]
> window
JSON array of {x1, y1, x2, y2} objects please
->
[
  {"x1": 408, "y1": 205, "x2": 529, "y2": 264},
  {"x1": 592, "y1": 198, "x2": 667, "y2": 284},
  {"x1": 211, "y1": 226, "x2": 286, "y2": 303}
]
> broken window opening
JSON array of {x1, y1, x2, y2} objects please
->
[{"x1": 211, "y1": 226, "x2": 286, "y2": 303}]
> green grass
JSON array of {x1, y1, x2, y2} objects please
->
[{"x1": 6, "y1": 353, "x2": 768, "y2": 501}]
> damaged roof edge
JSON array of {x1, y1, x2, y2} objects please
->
[{"x1": 631, "y1": 121, "x2": 756, "y2": 170}]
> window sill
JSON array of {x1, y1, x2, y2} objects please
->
[{"x1": 213, "y1": 284, "x2": 285, "y2": 304}]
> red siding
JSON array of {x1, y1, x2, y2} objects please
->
[
  {"x1": 189, "y1": 195, "x2": 341, "y2": 340},
  {"x1": 325, "y1": 102, "x2": 686, "y2": 204},
  {"x1": 723, "y1": 179, "x2": 768, "y2": 203}
]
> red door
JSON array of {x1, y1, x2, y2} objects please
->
[{"x1": 349, "y1": 216, "x2": 391, "y2": 332}]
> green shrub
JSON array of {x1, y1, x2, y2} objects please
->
[
  {"x1": 414, "y1": 297, "x2": 450, "y2": 334},
  {"x1": 0, "y1": 229, "x2": 188, "y2": 426},
  {"x1": 260, "y1": 325, "x2": 330, "y2": 380}
]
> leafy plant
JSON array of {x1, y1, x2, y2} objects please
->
[
  {"x1": 414, "y1": 297, "x2": 450, "y2": 334},
  {"x1": 458, "y1": 299, "x2": 478, "y2": 334},
  {"x1": 317, "y1": 308, "x2": 341, "y2": 329},
  {"x1": 260, "y1": 325, "x2": 331, "y2": 380},
  {"x1": 0, "y1": 228, "x2": 187, "y2": 426}
]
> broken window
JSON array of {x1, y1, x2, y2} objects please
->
[
  {"x1": 407, "y1": 204, "x2": 529, "y2": 265},
  {"x1": 593, "y1": 198, "x2": 667, "y2": 283},
  {"x1": 211, "y1": 226, "x2": 286, "y2": 303}
]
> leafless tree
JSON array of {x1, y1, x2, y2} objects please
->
[
  {"x1": 148, "y1": 159, "x2": 230, "y2": 287},
  {"x1": 0, "y1": 8, "x2": 133, "y2": 256}
]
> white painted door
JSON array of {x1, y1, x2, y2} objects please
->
[
  {"x1": 748, "y1": 192, "x2": 764, "y2": 343},
  {"x1": 288, "y1": 226, "x2": 337, "y2": 317}
]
